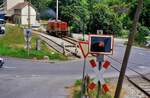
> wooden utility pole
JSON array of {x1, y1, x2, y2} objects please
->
[{"x1": 114, "y1": 0, "x2": 143, "y2": 98}]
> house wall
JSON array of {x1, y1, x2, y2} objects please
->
[
  {"x1": 21, "y1": 6, "x2": 36, "y2": 25},
  {"x1": 6, "y1": 0, "x2": 24, "y2": 10}
]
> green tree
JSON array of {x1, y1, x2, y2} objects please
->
[
  {"x1": 59, "y1": 0, "x2": 89, "y2": 33},
  {"x1": 129, "y1": 0, "x2": 150, "y2": 27},
  {"x1": 0, "y1": 0, "x2": 3, "y2": 5},
  {"x1": 88, "y1": 3, "x2": 122, "y2": 36},
  {"x1": 135, "y1": 26, "x2": 150, "y2": 45},
  {"x1": 30, "y1": 0, "x2": 53, "y2": 12}
]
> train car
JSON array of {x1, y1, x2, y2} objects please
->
[{"x1": 47, "y1": 20, "x2": 68, "y2": 37}]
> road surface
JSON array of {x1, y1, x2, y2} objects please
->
[{"x1": 0, "y1": 39, "x2": 150, "y2": 98}]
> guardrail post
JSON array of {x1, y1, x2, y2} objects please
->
[
  {"x1": 61, "y1": 42, "x2": 66, "y2": 55},
  {"x1": 36, "y1": 38, "x2": 41, "y2": 51},
  {"x1": 75, "y1": 44, "x2": 78, "y2": 54}
]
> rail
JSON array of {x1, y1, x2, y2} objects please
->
[
  {"x1": 32, "y1": 30, "x2": 81, "y2": 58},
  {"x1": 107, "y1": 55, "x2": 150, "y2": 97}
]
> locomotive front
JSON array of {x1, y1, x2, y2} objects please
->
[{"x1": 47, "y1": 20, "x2": 68, "y2": 37}]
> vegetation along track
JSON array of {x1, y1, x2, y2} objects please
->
[
  {"x1": 107, "y1": 56, "x2": 150, "y2": 97},
  {"x1": 32, "y1": 30, "x2": 81, "y2": 58}
]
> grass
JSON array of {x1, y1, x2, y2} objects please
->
[
  {"x1": 71, "y1": 79, "x2": 126, "y2": 98},
  {"x1": 72, "y1": 79, "x2": 112, "y2": 98},
  {"x1": 0, "y1": 25, "x2": 67, "y2": 60}
]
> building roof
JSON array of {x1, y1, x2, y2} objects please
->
[
  {"x1": 6, "y1": 2, "x2": 37, "y2": 17},
  {"x1": 12, "y1": 2, "x2": 34, "y2": 10}
]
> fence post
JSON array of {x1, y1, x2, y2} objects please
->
[{"x1": 36, "y1": 38, "x2": 41, "y2": 51}]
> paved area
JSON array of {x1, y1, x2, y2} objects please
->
[
  {"x1": 0, "y1": 74, "x2": 74, "y2": 98},
  {"x1": 0, "y1": 37, "x2": 150, "y2": 98},
  {"x1": 0, "y1": 58, "x2": 82, "y2": 98}
]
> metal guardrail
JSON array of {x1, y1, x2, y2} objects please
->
[{"x1": 32, "y1": 30, "x2": 81, "y2": 58}]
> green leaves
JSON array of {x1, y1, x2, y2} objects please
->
[
  {"x1": 88, "y1": 3, "x2": 122, "y2": 35},
  {"x1": 29, "y1": 0, "x2": 149, "y2": 39}
]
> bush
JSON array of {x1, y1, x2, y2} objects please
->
[{"x1": 134, "y1": 26, "x2": 150, "y2": 45}]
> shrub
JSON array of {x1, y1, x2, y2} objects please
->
[{"x1": 134, "y1": 26, "x2": 150, "y2": 45}]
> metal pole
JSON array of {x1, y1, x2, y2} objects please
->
[
  {"x1": 27, "y1": 35, "x2": 29, "y2": 56},
  {"x1": 96, "y1": 62, "x2": 102, "y2": 98},
  {"x1": 28, "y1": 0, "x2": 31, "y2": 28},
  {"x1": 81, "y1": 58, "x2": 86, "y2": 98},
  {"x1": 56, "y1": 0, "x2": 58, "y2": 21},
  {"x1": 82, "y1": 59, "x2": 86, "y2": 83},
  {"x1": 27, "y1": 0, "x2": 31, "y2": 56},
  {"x1": 28, "y1": 1, "x2": 30, "y2": 56},
  {"x1": 82, "y1": 23, "x2": 85, "y2": 41},
  {"x1": 114, "y1": 0, "x2": 143, "y2": 98}
]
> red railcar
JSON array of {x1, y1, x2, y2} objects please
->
[{"x1": 47, "y1": 20, "x2": 68, "y2": 37}]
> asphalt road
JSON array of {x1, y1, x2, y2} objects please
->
[{"x1": 0, "y1": 39, "x2": 150, "y2": 98}]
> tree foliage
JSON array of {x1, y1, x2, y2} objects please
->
[
  {"x1": 28, "y1": 0, "x2": 149, "y2": 39},
  {"x1": 88, "y1": 3, "x2": 123, "y2": 35},
  {"x1": 135, "y1": 26, "x2": 149, "y2": 45},
  {"x1": 128, "y1": 0, "x2": 150, "y2": 28}
]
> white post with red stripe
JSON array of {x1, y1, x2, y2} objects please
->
[{"x1": 88, "y1": 59, "x2": 110, "y2": 93}]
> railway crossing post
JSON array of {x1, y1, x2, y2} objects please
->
[
  {"x1": 88, "y1": 59, "x2": 110, "y2": 93},
  {"x1": 24, "y1": 28, "x2": 32, "y2": 56},
  {"x1": 28, "y1": 0, "x2": 31, "y2": 28},
  {"x1": 96, "y1": 55, "x2": 104, "y2": 98},
  {"x1": 78, "y1": 41, "x2": 89, "y2": 98},
  {"x1": 89, "y1": 35, "x2": 114, "y2": 97},
  {"x1": 96, "y1": 30, "x2": 104, "y2": 97},
  {"x1": 79, "y1": 34, "x2": 114, "y2": 97}
]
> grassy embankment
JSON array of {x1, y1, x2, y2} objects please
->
[{"x1": 0, "y1": 24, "x2": 67, "y2": 60}]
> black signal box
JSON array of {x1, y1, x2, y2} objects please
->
[{"x1": 89, "y1": 35, "x2": 114, "y2": 55}]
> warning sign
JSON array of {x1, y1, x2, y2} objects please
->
[
  {"x1": 89, "y1": 35, "x2": 114, "y2": 55},
  {"x1": 79, "y1": 41, "x2": 89, "y2": 58},
  {"x1": 88, "y1": 59, "x2": 111, "y2": 93}
]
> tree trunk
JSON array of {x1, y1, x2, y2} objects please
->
[{"x1": 114, "y1": 0, "x2": 143, "y2": 98}]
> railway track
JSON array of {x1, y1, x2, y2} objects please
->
[
  {"x1": 127, "y1": 76, "x2": 150, "y2": 97},
  {"x1": 32, "y1": 30, "x2": 81, "y2": 58},
  {"x1": 32, "y1": 30, "x2": 150, "y2": 96},
  {"x1": 62, "y1": 37, "x2": 78, "y2": 46},
  {"x1": 108, "y1": 56, "x2": 150, "y2": 97}
]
